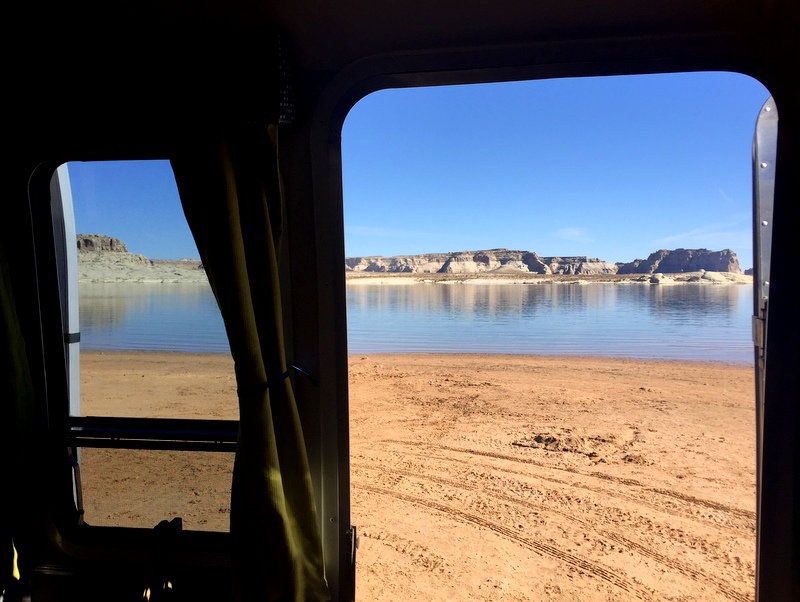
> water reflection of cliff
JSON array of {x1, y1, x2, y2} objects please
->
[
  {"x1": 346, "y1": 282, "x2": 745, "y2": 317},
  {"x1": 79, "y1": 282, "x2": 226, "y2": 352},
  {"x1": 78, "y1": 281, "x2": 752, "y2": 360},
  {"x1": 80, "y1": 284, "x2": 143, "y2": 331},
  {"x1": 345, "y1": 282, "x2": 752, "y2": 361},
  {"x1": 80, "y1": 283, "x2": 212, "y2": 327},
  {"x1": 648, "y1": 284, "x2": 744, "y2": 319}
]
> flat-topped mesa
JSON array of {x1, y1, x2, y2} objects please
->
[
  {"x1": 76, "y1": 234, "x2": 152, "y2": 268},
  {"x1": 616, "y1": 248, "x2": 742, "y2": 274},
  {"x1": 345, "y1": 249, "x2": 618, "y2": 275},
  {"x1": 345, "y1": 247, "x2": 744, "y2": 276},
  {"x1": 536, "y1": 256, "x2": 618, "y2": 276},
  {"x1": 439, "y1": 250, "x2": 536, "y2": 274},
  {"x1": 77, "y1": 234, "x2": 129, "y2": 253},
  {"x1": 75, "y1": 235, "x2": 207, "y2": 283}
]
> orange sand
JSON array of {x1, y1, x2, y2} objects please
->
[{"x1": 79, "y1": 351, "x2": 755, "y2": 601}]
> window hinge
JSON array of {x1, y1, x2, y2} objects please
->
[{"x1": 752, "y1": 315, "x2": 766, "y2": 351}]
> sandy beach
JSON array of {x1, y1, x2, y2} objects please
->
[{"x1": 79, "y1": 351, "x2": 755, "y2": 601}]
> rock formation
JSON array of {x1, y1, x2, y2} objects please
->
[
  {"x1": 77, "y1": 234, "x2": 129, "y2": 253},
  {"x1": 76, "y1": 234, "x2": 206, "y2": 283},
  {"x1": 537, "y1": 257, "x2": 619, "y2": 276},
  {"x1": 615, "y1": 248, "x2": 742, "y2": 274},
  {"x1": 75, "y1": 235, "x2": 745, "y2": 280},
  {"x1": 347, "y1": 249, "x2": 625, "y2": 275},
  {"x1": 77, "y1": 234, "x2": 151, "y2": 266}
]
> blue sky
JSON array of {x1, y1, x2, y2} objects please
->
[
  {"x1": 68, "y1": 71, "x2": 769, "y2": 268},
  {"x1": 69, "y1": 160, "x2": 189, "y2": 258}
]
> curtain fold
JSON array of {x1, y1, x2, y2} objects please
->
[{"x1": 171, "y1": 124, "x2": 329, "y2": 602}]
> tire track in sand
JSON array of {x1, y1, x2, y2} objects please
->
[
  {"x1": 356, "y1": 463, "x2": 752, "y2": 602},
  {"x1": 358, "y1": 483, "x2": 656, "y2": 601},
  {"x1": 381, "y1": 445, "x2": 753, "y2": 538},
  {"x1": 380, "y1": 439, "x2": 755, "y2": 522}
]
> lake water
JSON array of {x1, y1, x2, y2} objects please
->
[{"x1": 79, "y1": 281, "x2": 755, "y2": 364}]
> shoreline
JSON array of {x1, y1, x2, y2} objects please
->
[
  {"x1": 80, "y1": 348, "x2": 754, "y2": 367},
  {"x1": 77, "y1": 269, "x2": 753, "y2": 285},
  {"x1": 76, "y1": 251, "x2": 752, "y2": 286},
  {"x1": 345, "y1": 271, "x2": 752, "y2": 285}
]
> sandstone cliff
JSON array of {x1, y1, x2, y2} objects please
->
[
  {"x1": 345, "y1": 249, "x2": 618, "y2": 276},
  {"x1": 77, "y1": 234, "x2": 152, "y2": 266},
  {"x1": 615, "y1": 248, "x2": 742, "y2": 274},
  {"x1": 75, "y1": 235, "x2": 746, "y2": 283},
  {"x1": 76, "y1": 234, "x2": 206, "y2": 283},
  {"x1": 77, "y1": 234, "x2": 130, "y2": 253}
]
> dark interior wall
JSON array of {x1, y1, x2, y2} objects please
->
[
  {"x1": 8, "y1": 1, "x2": 798, "y2": 600},
  {"x1": 292, "y1": 7, "x2": 798, "y2": 598}
]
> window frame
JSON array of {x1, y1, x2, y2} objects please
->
[{"x1": 27, "y1": 159, "x2": 237, "y2": 562}]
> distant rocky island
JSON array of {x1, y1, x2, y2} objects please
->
[{"x1": 77, "y1": 234, "x2": 750, "y2": 284}]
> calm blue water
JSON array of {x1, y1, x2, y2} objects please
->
[
  {"x1": 79, "y1": 281, "x2": 754, "y2": 363},
  {"x1": 79, "y1": 283, "x2": 229, "y2": 354}
]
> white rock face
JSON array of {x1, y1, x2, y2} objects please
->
[
  {"x1": 76, "y1": 234, "x2": 207, "y2": 283},
  {"x1": 345, "y1": 249, "x2": 619, "y2": 275}
]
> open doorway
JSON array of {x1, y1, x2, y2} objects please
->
[{"x1": 342, "y1": 72, "x2": 768, "y2": 601}]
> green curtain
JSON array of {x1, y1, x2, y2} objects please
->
[
  {"x1": 0, "y1": 240, "x2": 35, "y2": 596},
  {"x1": 170, "y1": 124, "x2": 330, "y2": 602}
]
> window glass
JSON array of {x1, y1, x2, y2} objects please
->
[
  {"x1": 67, "y1": 160, "x2": 235, "y2": 420},
  {"x1": 60, "y1": 160, "x2": 237, "y2": 532}
]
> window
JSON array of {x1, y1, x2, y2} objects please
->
[
  {"x1": 51, "y1": 160, "x2": 237, "y2": 532},
  {"x1": 342, "y1": 72, "x2": 767, "y2": 601}
]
